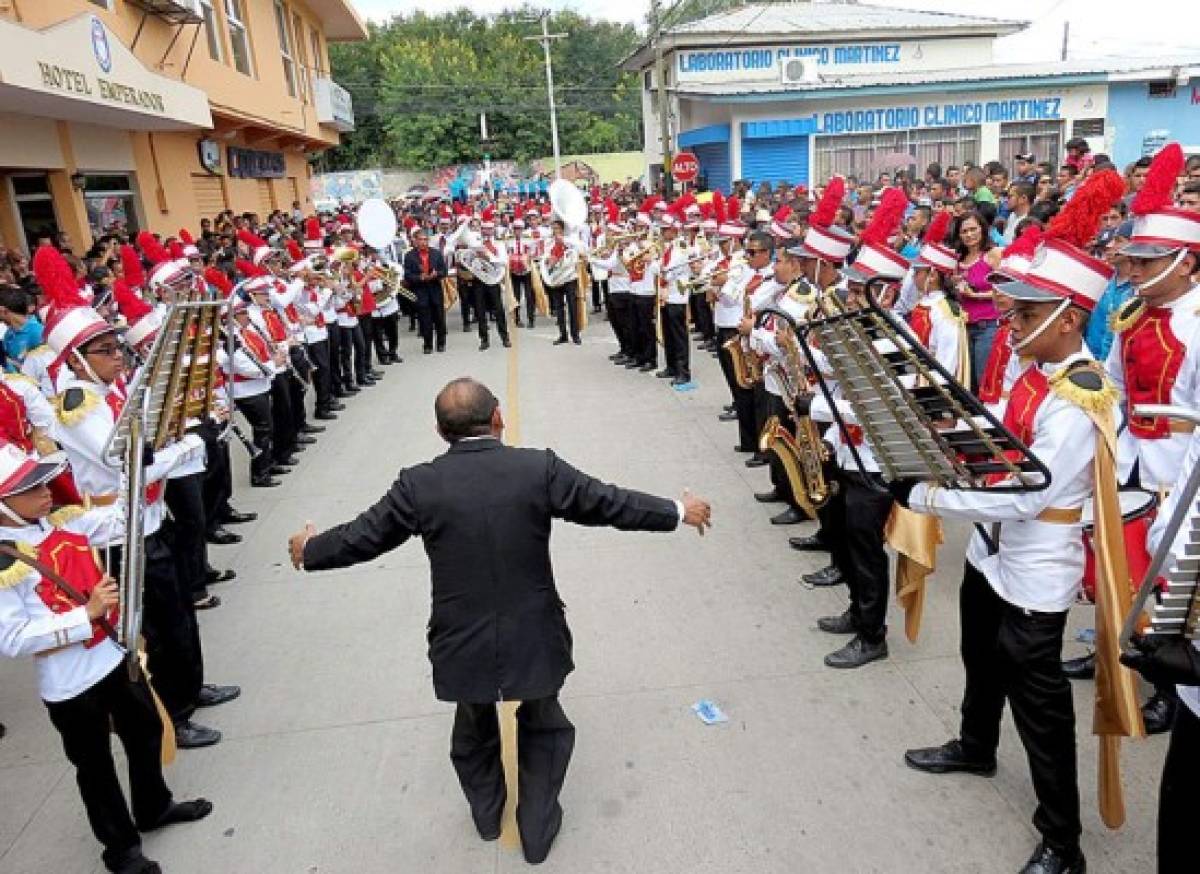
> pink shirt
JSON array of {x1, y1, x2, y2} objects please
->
[{"x1": 960, "y1": 257, "x2": 999, "y2": 323}]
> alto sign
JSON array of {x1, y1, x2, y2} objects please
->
[{"x1": 672, "y1": 151, "x2": 700, "y2": 183}]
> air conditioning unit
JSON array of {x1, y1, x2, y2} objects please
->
[{"x1": 780, "y1": 56, "x2": 820, "y2": 86}]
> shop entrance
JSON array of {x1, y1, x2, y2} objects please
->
[{"x1": 9, "y1": 173, "x2": 58, "y2": 250}]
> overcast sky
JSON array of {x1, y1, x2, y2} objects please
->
[{"x1": 348, "y1": 0, "x2": 1198, "y2": 60}]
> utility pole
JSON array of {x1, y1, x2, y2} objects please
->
[
  {"x1": 1060, "y1": 20, "x2": 1070, "y2": 61},
  {"x1": 525, "y1": 13, "x2": 567, "y2": 179},
  {"x1": 651, "y1": 0, "x2": 673, "y2": 197}
]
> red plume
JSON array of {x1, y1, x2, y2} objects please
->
[
  {"x1": 712, "y1": 191, "x2": 726, "y2": 224},
  {"x1": 726, "y1": 196, "x2": 741, "y2": 220},
  {"x1": 235, "y1": 258, "x2": 264, "y2": 278},
  {"x1": 179, "y1": 228, "x2": 195, "y2": 246},
  {"x1": 1003, "y1": 223, "x2": 1043, "y2": 258},
  {"x1": 286, "y1": 238, "x2": 304, "y2": 261},
  {"x1": 113, "y1": 281, "x2": 152, "y2": 321},
  {"x1": 305, "y1": 217, "x2": 322, "y2": 243},
  {"x1": 811, "y1": 177, "x2": 845, "y2": 229},
  {"x1": 482, "y1": 205, "x2": 495, "y2": 223},
  {"x1": 773, "y1": 204, "x2": 792, "y2": 223},
  {"x1": 860, "y1": 187, "x2": 908, "y2": 246},
  {"x1": 638, "y1": 195, "x2": 661, "y2": 214},
  {"x1": 168, "y1": 239, "x2": 185, "y2": 260},
  {"x1": 32, "y1": 244, "x2": 88, "y2": 308},
  {"x1": 237, "y1": 228, "x2": 269, "y2": 251},
  {"x1": 1131, "y1": 142, "x2": 1184, "y2": 217},
  {"x1": 674, "y1": 192, "x2": 696, "y2": 215},
  {"x1": 1046, "y1": 169, "x2": 1126, "y2": 249},
  {"x1": 136, "y1": 230, "x2": 171, "y2": 266},
  {"x1": 119, "y1": 244, "x2": 145, "y2": 289},
  {"x1": 204, "y1": 266, "x2": 233, "y2": 297},
  {"x1": 924, "y1": 209, "x2": 952, "y2": 246},
  {"x1": 605, "y1": 197, "x2": 619, "y2": 225}
]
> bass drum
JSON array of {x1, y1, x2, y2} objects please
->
[{"x1": 1081, "y1": 489, "x2": 1157, "y2": 603}]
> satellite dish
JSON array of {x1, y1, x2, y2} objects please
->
[{"x1": 355, "y1": 198, "x2": 398, "y2": 250}]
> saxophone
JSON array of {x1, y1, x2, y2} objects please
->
[{"x1": 725, "y1": 277, "x2": 763, "y2": 389}]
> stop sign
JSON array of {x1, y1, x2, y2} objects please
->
[{"x1": 672, "y1": 151, "x2": 700, "y2": 183}]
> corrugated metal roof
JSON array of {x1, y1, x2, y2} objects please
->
[
  {"x1": 671, "y1": 2, "x2": 1023, "y2": 38},
  {"x1": 674, "y1": 56, "x2": 1200, "y2": 97}
]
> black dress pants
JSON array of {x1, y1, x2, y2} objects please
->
[
  {"x1": 269, "y1": 373, "x2": 296, "y2": 464},
  {"x1": 630, "y1": 295, "x2": 657, "y2": 365},
  {"x1": 662, "y1": 302, "x2": 689, "y2": 380},
  {"x1": 235, "y1": 392, "x2": 274, "y2": 480},
  {"x1": 692, "y1": 294, "x2": 715, "y2": 341},
  {"x1": 307, "y1": 338, "x2": 333, "y2": 411},
  {"x1": 1159, "y1": 702, "x2": 1199, "y2": 873},
  {"x1": 139, "y1": 530, "x2": 204, "y2": 723},
  {"x1": 45, "y1": 665, "x2": 172, "y2": 872},
  {"x1": 608, "y1": 291, "x2": 632, "y2": 356},
  {"x1": 474, "y1": 283, "x2": 509, "y2": 343},
  {"x1": 198, "y1": 419, "x2": 232, "y2": 534},
  {"x1": 511, "y1": 273, "x2": 535, "y2": 324},
  {"x1": 332, "y1": 324, "x2": 355, "y2": 390},
  {"x1": 958, "y1": 561, "x2": 1081, "y2": 854},
  {"x1": 459, "y1": 279, "x2": 477, "y2": 329},
  {"x1": 165, "y1": 473, "x2": 209, "y2": 599},
  {"x1": 550, "y1": 281, "x2": 580, "y2": 341},
  {"x1": 286, "y1": 369, "x2": 307, "y2": 432},
  {"x1": 326, "y1": 324, "x2": 347, "y2": 391},
  {"x1": 717, "y1": 328, "x2": 757, "y2": 450},
  {"x1": 349, "y1": 322, "x2": 369, "y2": 382},
  {"x1": 415, "y1": 285, "x2": 447, "y2": 350},
  {"x1": 752, "y1": 382, "x2": 771, "y2": 446},
  {"x1": 591, "y1": 274, "x2": 607, "y2": 310},
  {"x1": 450, "y1": 697, "x2": 575, "y2": 861},
  {"x1": 373, "y1": 312, "x2": 399, "y2": 359},
  {"x1": 839, "y1": 475, "x2": 893, "y2": 643},
  {"x1": 359, "y1": 317, "x2": 377, "y2": 370}
]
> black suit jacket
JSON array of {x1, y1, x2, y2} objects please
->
[
  {"x1": 303, "y1": 438, "x2": 679, "y2": 702},
  {"x1": 402, "y1": 247, "x2": 447, "y2": 298}
]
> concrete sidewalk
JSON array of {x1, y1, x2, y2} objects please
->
[{"x1": 0, "y1": 317, "x2": 1160, "y2": 873}]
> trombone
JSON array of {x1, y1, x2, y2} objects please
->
[{"x1": 592, "y1": 229, "x2": 648, "y2": 259}]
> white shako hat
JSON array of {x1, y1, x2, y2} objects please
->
[
  {"x1": 46, "y1": 306, "x2": 115, "y2": 358},
  {"x1": 843, "y1": 187, "x2": 910, "y2": 282},
  {"x1": 0, "y1": 443, "x2": 67, "y2": 498},
  {"x1": 124, "y1": 309, "x2": 163, "y2": 348},
  {"x1": 801, "y1": 223, "x2": 853, "y2": 264},
  {"x1": 717, "y1": 220, "x2": 747, "y2": 239},
  {"x1": 1121, "y1": 143, "x2": 1200, "y2": 258}
]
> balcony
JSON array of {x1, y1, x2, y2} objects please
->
[{"x1": 314, "y1": 76, "x2": 355, "y2": 132}]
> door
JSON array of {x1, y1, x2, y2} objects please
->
[
  {"x1": 10, "y1": 173, "x2": 58, "y2": 250},
  {"x1": 255, "y1": 178, "x2": 275, "y2": 217},
  {"x1": 692, "y1": 142, "x2": 731, "y2": 194},
  {"x1": 740, "y1": 135, "x2": 809, "y2": 189}
]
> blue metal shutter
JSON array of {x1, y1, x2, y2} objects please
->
[
  {"x1": 692, "y1": 142, "x2": 731, "y2": 193},
  {"x1": 740, "y1": 135, "x2": 809, "y2": 189}
]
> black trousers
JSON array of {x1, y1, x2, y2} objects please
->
[
  {"x1": 766, "y1": 393, "x2": 799, "y2": 511},
  {"x1": 415, "y1": 285, "x2": 447, "y2": 350},
  {"x1": 1159, "y1": 702, "x2": 1199, "y2": 873},
  {"x1": 550, "y1": 281, "x2": 580, "y2": 341},
  {"x1": 307, "y1": 338, "x2": 333, "y2": 411},
  {"x1": 691, "y1": 294, "x2": 715, "y2": 341},
  {"x1": 372, "y1": 312, "x2": 399, "y2": 359},
  {"x1": 752, "y1": 382, "x2": 771, "y2": 447},
  {"x1": 474, "y1": 283, "x2": 509, "y2": 342},
  {"x1": 139, "y1": 530, "x2": 204, "y2": 723},
  {"x1": 349, "y1": 323, "x2": 369, "y2": 381},
  {"x1": 198, "y1": 420, "x2": 232, "y2": 534},
  {"x1": 512, "y1": 273, "x2": 535, "y2": 324},
  {"x1": 286, "y1": 369, "x2": 307, "y2": 432},
  {"x1": 235, "y1": 391, "x2": 274, "y2": 480},
  {"x1": 459, "y1": 279, "x2": 477, "y2": 329},
  {"x1": 630, "y1": 295, "x2": 657, "y2": 366},
  {"x1": 45, "y1": 665, "x2": 172, "y2": 872},
  {"x1": 827, "y1": 472, "x2": 892, "y2": 642},
  {"x1": 450, "y1": 697, "x2": 575, "y2": 860},
  {"x1": 359, "y1": 317, "x2": 378, "y2": 370},
  {"x1": 590, "y1": 274, "x2": 606, "y2": 309},
  {"x1": 717, "y1": 328, "x2": 758, "y2": 450},
  {"x1": 958, "y1": 561, "x2": 1081, "y2": 853},
  {"x1": 164, "y1": 473, "x2": 208, "y2": 599},
  {"x1": 269, "y1": 373, "x2": 296, "y2": 464},
  {"x1": 608, "y1": 291, "x2": 633, "y2": 356},
  {"x1": 326, "y1": 324, "x2": 347, "y2": 391},
  {"x1": 662, "y1": 302, "x2": 690, "y2": 380}
]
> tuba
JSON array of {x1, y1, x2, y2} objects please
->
[{"x1": 462, "y1": 248, "x2": 506, "y2": 286}]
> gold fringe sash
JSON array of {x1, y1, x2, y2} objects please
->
[{"x1": 884, "y1": 505, "x2": 943, "y2": 643}]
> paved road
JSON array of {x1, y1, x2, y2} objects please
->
[{"x1": 0, "y1": 316, "x2": 1162, "y2": 873}]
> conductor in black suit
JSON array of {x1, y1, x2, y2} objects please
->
[
  {"x1": 402, "y1": 228, "x2": 448, "y2": 354},
  {"x1": 289, "y1": 378, "x2": 711, "y2": 864}
]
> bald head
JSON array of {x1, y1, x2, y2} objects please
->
[{"x1": 435, "y1": 378, "x2": 501, "y2": 443}]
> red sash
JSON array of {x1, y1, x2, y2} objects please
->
[
  {"x1": 261, "y1": 309, "x2": 289, "y2": 343},
  {"x1": 0, "y1": 382, "x2": 33, "y2": 451},
  {"x1": 34, "y1": 529, "x2": 111, "y2": 649},
  {"x1": 908, "y1": 304, "x2": 933, "y2": 348},
  {"x1": 1120, "y1": 307, "x2": 1186, "y2": 439},
  {"x1": 978, "y1": 321, "x2": 1013, "y2": 405},
  {"x1": 987, "y1": 364, "x2": 1049, "y2": 485}
]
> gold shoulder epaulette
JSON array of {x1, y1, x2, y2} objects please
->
[
  {"x1": 53, "y1": 387, "x2": 98, "y2": 428},
  {"x1": 0, "y1": 540, "x2": 37, "y2": 590},
  {"x1": 1049, "y1": 360, "x2": 1118, "y2": 413},
  {"x1": 47, "y1": 505, "x2": 87, "y2": 527},
  {"x1": 1109, "y1": 297, "x2": 1146, "y2": 334}
]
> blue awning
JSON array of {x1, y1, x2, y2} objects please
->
[
  {"x1": 741, "y1": 118, "x2": 818, "y2": 139},
  {"x1": 678, "y1": 123, "x2": 731, "y2": 147}
]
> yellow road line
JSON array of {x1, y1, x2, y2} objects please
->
[{"x1": 499, "y1": 322, "x2": 521, "y2": 850}]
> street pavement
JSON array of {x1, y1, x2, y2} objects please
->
[{"x1": 0, "y1": 313, "x2": 1163, "y2": 873}]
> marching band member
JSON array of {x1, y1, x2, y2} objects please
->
[
  {"x1": 473, "y1": 215, "x2": 511, "y2": 350},
  {"x1": 650, "y1": 214, "x2": 694, "y2": 388},
  {"x1": 244, "y1": 278, "x2": 302, "y2": 477},
  {"x1": 590, "y1": 221, "x2": 635, "y2": 365},
  {"x1": 367, "y1": 250, "x2": 402, "y2": 365},
  {"x1": 907, "y1": 210, "x2": 969, "y2": 380},
  {"x1": 1105, "y1": 142, "x2": 1200, "y2": 734},
  {"x1": 979, "y1": 226, "x2": 1043, "y2": 415},
  {"x1": 900, "y1": 170, "x2": 1136, "y2": 874},
  {"x1": 542, "y1": 219, "x2": 582, "y2": 346},
  {"x1": 403, "y1": 229, "x2": 450, "y2": 355},
  {"x1": 587, "y1": 204, "x2": 607, "y2": 314},
  {"x1": 293, "y1": 254, "x2": 339, "y2": 421},
  {"x1": 0, "y1": 444, "x2": 213, "y2": 874},
  {"x1": 228, "y1": 289, "x2": 285, "y2": 489},
  {"x1": 626, "y1": 208, "x2": 660, "y2": 372},
  {"x1": 508, "y1": 219, "x2": 537, "y2": 329}
]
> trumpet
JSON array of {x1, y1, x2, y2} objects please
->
[
  {"x1": 622, "y1": 239, "x2": 662, "y2": 272},
  {"x1": 593, "y1": 229, "x2": 647, "y2": 259}
]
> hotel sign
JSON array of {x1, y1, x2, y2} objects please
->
[{"x1": 36, "y1": 61, "x2": 167, "y2": 114}]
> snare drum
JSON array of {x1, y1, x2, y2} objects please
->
[{"x1": 1080, "y1": 489, "x2": 1157, "y2": 603}]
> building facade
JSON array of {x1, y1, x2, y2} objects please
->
[
  {"x1": 622, "y1": 3, "x2": 1200, "y2": 192},
  {"x1": 0, "y1": 0, "x2": 364, "y2": 254}
]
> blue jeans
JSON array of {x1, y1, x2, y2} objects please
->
[{"x1": 967, "y1": 319, "x2": 999, "y2": 394}]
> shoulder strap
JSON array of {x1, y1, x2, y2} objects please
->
[{"x1": 0, "y1": 543, "x2": 118, "y2": 643}]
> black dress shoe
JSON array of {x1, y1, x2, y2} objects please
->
[
  {"x1": 817, "y1": 611, "x2": 857, "y2": 634},
  {"x1": 112, "y1": 850, "x2": 162, "y2": 874},
  {"x1": 655, "y1": 369, "x2": 675, "y2": 378},
  {"x1": 754, "y1": 489, "x2": 782, "y2": 503},
  {"x1": 423, "y1": 346, "x2": 433, "y2": 354},
  {"x1": 332, "y1": 388, "x2": 349, "y2": 399},
  {"x1": 1018, "y1": 842, "x2": 1086, "y2": 874},
  {"x1": 479, "y1": 340, "x2": 490, "y2": 351},
  {"x1": 343, "y1": 384, "x2": 360, "y2": 395},
  {"x1": 718, "y1": 410, "x2": 738, "y2": 421},
  {"x1": 903, "y1": 738, "x2": 997, "y2": 776},
  {"x1": 502, "y1": 338, "x2": 512, "y2": 348},
  {"x1": 220, "y1": 509, "x2": 257, "y2": 525},
  {"x1": 300, "y1": 424, "x2": 325, "y2": 435},
  {"x1": 174, "y1": 720, "x2": 221, "y2": 749},
  {"x1": 824, "y1": 635, "x2": 888, "y2": 669},
  {"x1": 612, "y1": 355, "x2": 630, "y2": 365},
  {"x1": 572, "y1": 336, "x2": 582, "y2": 345},
  {"x1": 623, "y1": 360, "x2": 641, "y2": 369},
  {"x1": 205, "y1": 568, "x2": 236, "y2": 585},
  {"x1": 734, "y1": 445, "x2": 755, "y2": 454},
  {"x1": 553, "y1": 336, "x2": 569, "y2": 346},
  {"x1": 789, "y1": 533, "x2": 830, "y2": 553},
  {"x1": 296, "y1": 435, "x2": 317, "y2": 445},
  {"x1": 357, "y1": 378, "x2": 376, "y2": 387},
  {"x1": 315, "y1": 410, "x2": 338, "y2": 421},
  {"x1": 437, "y1": 344, "x2": 446, "y2": 353},
  {"x1": 370, "y1": 369, "x2": 385, "y2": 379},
  {"x1": 1142, "y1": 692, "x2": 1177, "y2": 735},
  {"x1": 744, "y1": 455, "x2": 768, "y2": 468},
  {"x1": 279, "y1": 455, "x2": 300, "y2": 466},
  {"x1": 139, "y1": 798, "x2": 214, "y2": 833},
  {"x1": 1061, "y1": 652, "x2": 1096, "y2": 680},
  {"x1": 723, "y1": 403, "x2": 736, "y2": 412},
  {"x1": 327, "y1": 401, "x2": 346, "y2": 412},
  {"x1": 770, "y1": 507, "x2": 806, "y2": 525},
  {"x1": 270, "y1": 465, "x2": 293, "y2": 476},
  {"x1": 251, "y1": 476, "x2": 280, "y2": 488},
  {"x1": 206, "y1": 528, "x2": 241, "y2": 545},
  {"x1": 608, "y1": 352, "x2": 624, "y2": 361},
  {"x1": 637, "y1": 363, "x2": 655, "y2": 372},
  {"x1": 193, "y1": 594, "x2": 220, "y2": 610},
  {"x1": 801, "y1": 565, "x2": 845, "y2": 587},
  {"x1": 197, "y1": 683, "x2": 241, "y2": 708}
]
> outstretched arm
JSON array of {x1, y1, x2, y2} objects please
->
[{"x1": 291, "y1": 474, "x2": 421, "y2": 571}]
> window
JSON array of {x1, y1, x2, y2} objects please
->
[
  {"x1": 999, "y1": 121, "x2": 1063, "y2": 172},
  {"x1": 292, "y1": 13, "x2": 310, "y2": 102},
  {"x1": 10, "y1": 174, "x2": 59, "y2": 252},
  {"x1": 1072, "y1": 118, "x2": 1105, "y2": 138},
  {"x1": 274, "y1": 1, "x2": 297, "y2": 98},
  {"x1": 813, "y1": 126, "x2": 980, "y2": 184},
  {"x1": 310, "y1": 28, "x2": 324, "y2": 76},
  {"x1": 1148, "y1": 81, "x2": 1177, "y2": 99},
  {"x1": 224, "y1": 0, "x2": 254, "y2": 76},
  {"x1": 200, "y1": 0, "x2": 223, "y2": 62},
  {"x1": 82, "y1": 174, "x2": 140, "y2": 239}
]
